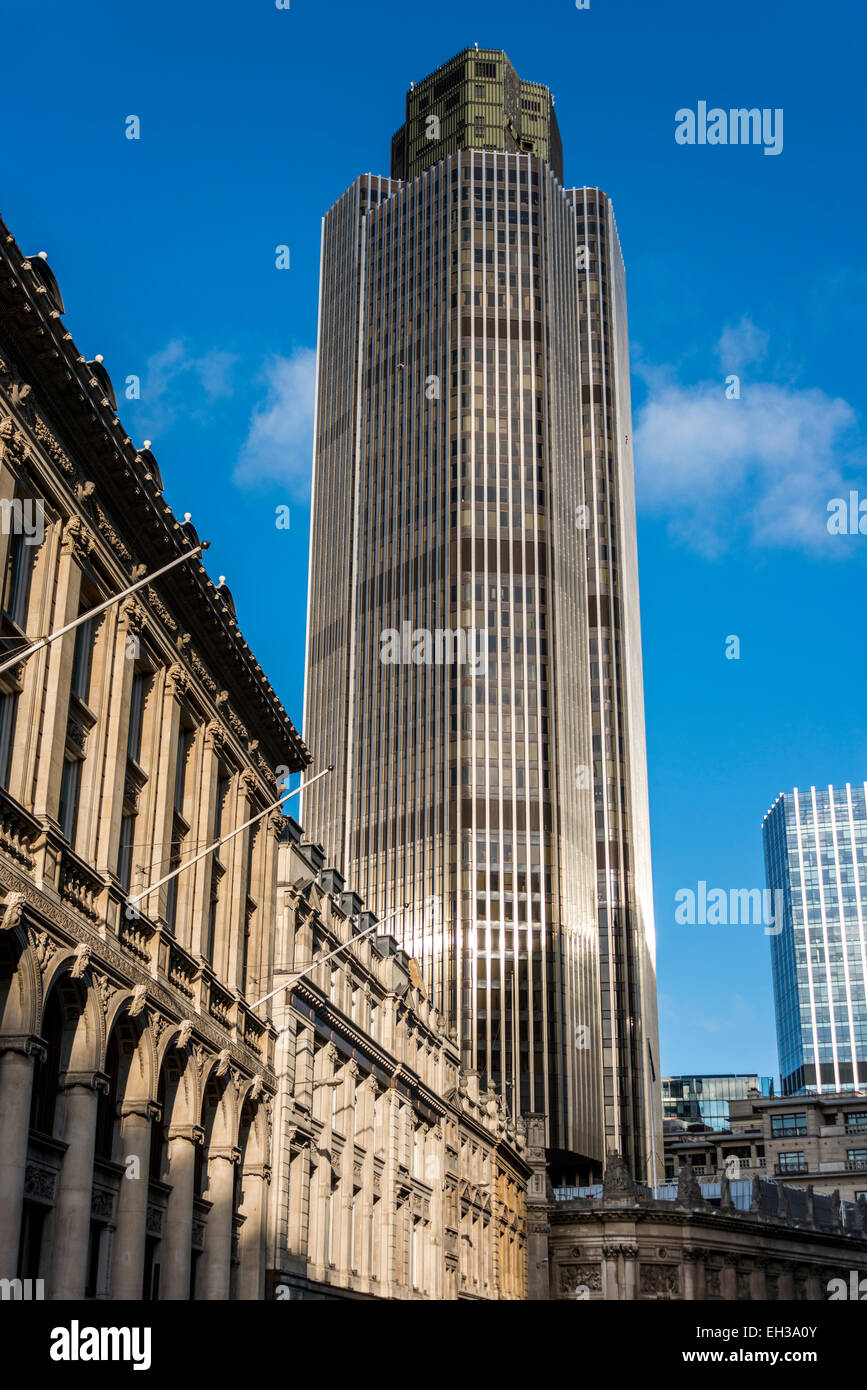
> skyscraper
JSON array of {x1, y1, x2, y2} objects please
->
[
  {"x1": 303, "y1": 47, "x2": 661, "y2": 1178},
  {"x1": 763, "y1": 784, "x2": 867, "y2": 1096}
]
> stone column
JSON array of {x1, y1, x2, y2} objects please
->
[
  {"x1": 721, "y1": 1253, "x2": 738, "y2": 1300},
  {"x1": 160, "y1": 1124, "x2": 203, "y2": 1300},
  {"x1": 622, "y1": 1242, "x2": 640, "y2": 1300},
  {"x1": 237, "y1": 1164, "x2": 270, "y2": 1300},
  {"x1": 601, "y1": 1243, "x2": 621, "y2": 1300},
  {"x1": 200, "y1": 1146, "x2": 239, "y2": 1300},
  {"x1": 110, "y1": 1101, "x2": 159, "y2": 1298},
  {"x1": 286, "y1": 1135, "x2": 311, "y2": 1260},
  {"x1": 683, "y1": 1247, "x2": 699, "y2": 1300},
  {"x1": 0, "y1": 1035, "x2": 46, "y2": 1274},
  {"x1": 749, "y1": 1259, "x2": 765, "y2": 1299},
  {"x1": 380, "y1": 1091, "x2": 400, "y2": 1288},
  {"x1": 50, "y1": 1070, "x2": 108, "y2": 1299}
]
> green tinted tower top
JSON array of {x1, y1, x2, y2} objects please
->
[{"x1": 391, "y1": 46, "x2": 563, "y2": 183}]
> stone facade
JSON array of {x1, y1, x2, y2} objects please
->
[
  {"x1": 267, "y1": 828, "x2": 530, "y2": 1299},
  {"x1": 527, "y1": 1130, "x2": 867, "y2": 1301},
  {"x1": 664, "y1": 1090, "x2": 867, "y2": 1201},
  {"x1": 0, "y1": 214, "x2": 308, "y2": 1299}
]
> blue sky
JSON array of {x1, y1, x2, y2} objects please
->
[{"x1": 3, "y1": 0, "x2": 866, "y2": 1084}]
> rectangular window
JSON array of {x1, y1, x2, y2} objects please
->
[
  {"x1": 70, "y1": 612, "x2": 95, "y2": 703},
  {"x1": 205, "y1": 870, "x2": 219, "y2": 963},
  {"x1": 2, "y1": 513, "x2": 37, "y2": 627},
  {"x1": 117, "y1": 811, "x2": 135, "y2": 892},
  {"x1": 58, "y1": 756, "x2": 82, "y2": 843},
  {"x1": 778, "y1": 1151, "x2": 807, "y2": 1173},
  {"x1": 214, "y1": 772, "x2": 230, "y2": 839},
  {"x1": 127, "y1": 670, "x2": 146, "y2": 763},
  {"x1": 165, "y1": 834, "x2": 183, "y2": 930},
  {"x1": 0, "y1": 688, "x2": 18, "y2": 786},
  {"x1": 770, "y1": 1112, "x2": 807, "y2": 1138},
  {"x1": 174, "y1": 725, "x2": 194, "y2": 813}
]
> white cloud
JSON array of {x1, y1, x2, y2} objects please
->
[
  {"x1": 133, "y1": 338, "x2": 239, "y2": 433},
  {"x1": 235, "y1": 348, "x2": 317, "y2": 497},
  {"x1": 714, "y1": 314, "x2": 769, "y2": 372},
  {"x1": 635, "y1": 340, "x2": 859, "y2": 555}
]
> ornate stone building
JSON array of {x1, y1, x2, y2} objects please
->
[
  {"x1": 0, "y1": 213, "x2": 309, "y2": 1299},
  {"x1": 267, "y1": 825, "x2": 530, "y2": 1299},
  {"x1": 526, "y1": 1125, "x2": 867, "y2": 1300}
]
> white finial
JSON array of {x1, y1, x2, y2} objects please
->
[
  {"x1": 37, "y1": 251, "x2": 48, "y2": 260},
  {"x1": 218, "y1": 575, "x2": 226, "y2": 586},
  {"x1": 143, "y1": 439, "x2": 152, "y2": 449},
  {"x1": 183, "y1": 512, "x2": 192, "y2": 523},
  {"x1": 94, "y1": 353, "x2": 104, "y2": 363}
]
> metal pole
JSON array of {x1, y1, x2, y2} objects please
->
[
  {"x1": 250, "y1": 900, "x2": 410, "y2": 1011},
  {"x1": 0, "y1": 543, "x2": 208, "y2": 676},
  {"x1": 126, "y1": 764, "x2": 333, "y2": 907}
]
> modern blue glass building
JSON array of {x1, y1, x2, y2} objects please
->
[
  {"x1": 661, "y1": 1074, "x2": 774, "y2": 1131},
  {"x1": 763, "y1": 784, "x2": 867, "y2": 1096}
]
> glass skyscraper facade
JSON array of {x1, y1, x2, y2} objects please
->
[
  {"x1": 763, "y1": 784, "x2": 867, "y2": 1096},
  {"x1": 662, "y1": 1074, "x2": 774, "y2": 1131},
  {"x1": 303, "y1": 47, "x2": 661, "y2": 1178}
]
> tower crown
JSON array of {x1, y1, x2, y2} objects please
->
[{"x1": 391, "y1": 46, "x2": 563, "y2": 183}]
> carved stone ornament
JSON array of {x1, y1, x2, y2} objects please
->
[
  {"x1": 189, "y1": 651, "x2": 217, "y2": 695},
  {"x1": 559, "y1": 1263, "x2": 601, "y2": 1294},
  {"x1": 204, "y1": 720, "x2": 226, "y2": 753},
  {"x1": 602, "y1": 1150, "x2": 636, "y2": 1202},
  {"x1": 33, "y1": 416, "x2": 73, "y2": 475},
  {"x1": 92, "y1": 971, "x2": 116, "y2": 1017},
  {"x1": 91, "y1": 1188, "x2": 114, "y2": 1220},
  {"x1": 24, "y1": 1163, "x2": 57, "y2": 1204},
  {"x1": 30, "y1": 928, "x2": 57, "y2": 970},
  {"x1": 128, "y1": 983, "x2": 148, "y2": 1018},
  {"x1": 602, "y1": 1242, "x2": 639, "y2": 1260},
  {"x1": 146, "y1": 586, "x2": 178, "y2": 634},
  {"x1": 119, "y1": 598, "x2": 146, "y2": 634},
  {"x1": 639, "y1": 1264, "x2": 680, "y2": 1296},
  {"x1": 2, "y1": 890, "x2": 27, "y2": 932},
  {"x1": 0, "y1": 415, "x2": 28, "y2": 466},
  {"x1": 60, "y1": 515, "x2": 95, "y2": 562},
  {"x1": 91, "y1": 503, "x2": 132, "y2": 564},
  {"x1": 70, "y1": 942, "x2": 91, "y2": 979},
  {"x1": 166, "y1": 663, "x2": 190, "y2": 700},
  {"x1": 676, "y1": 1163, "x2": 707, "y2": 1209}
]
